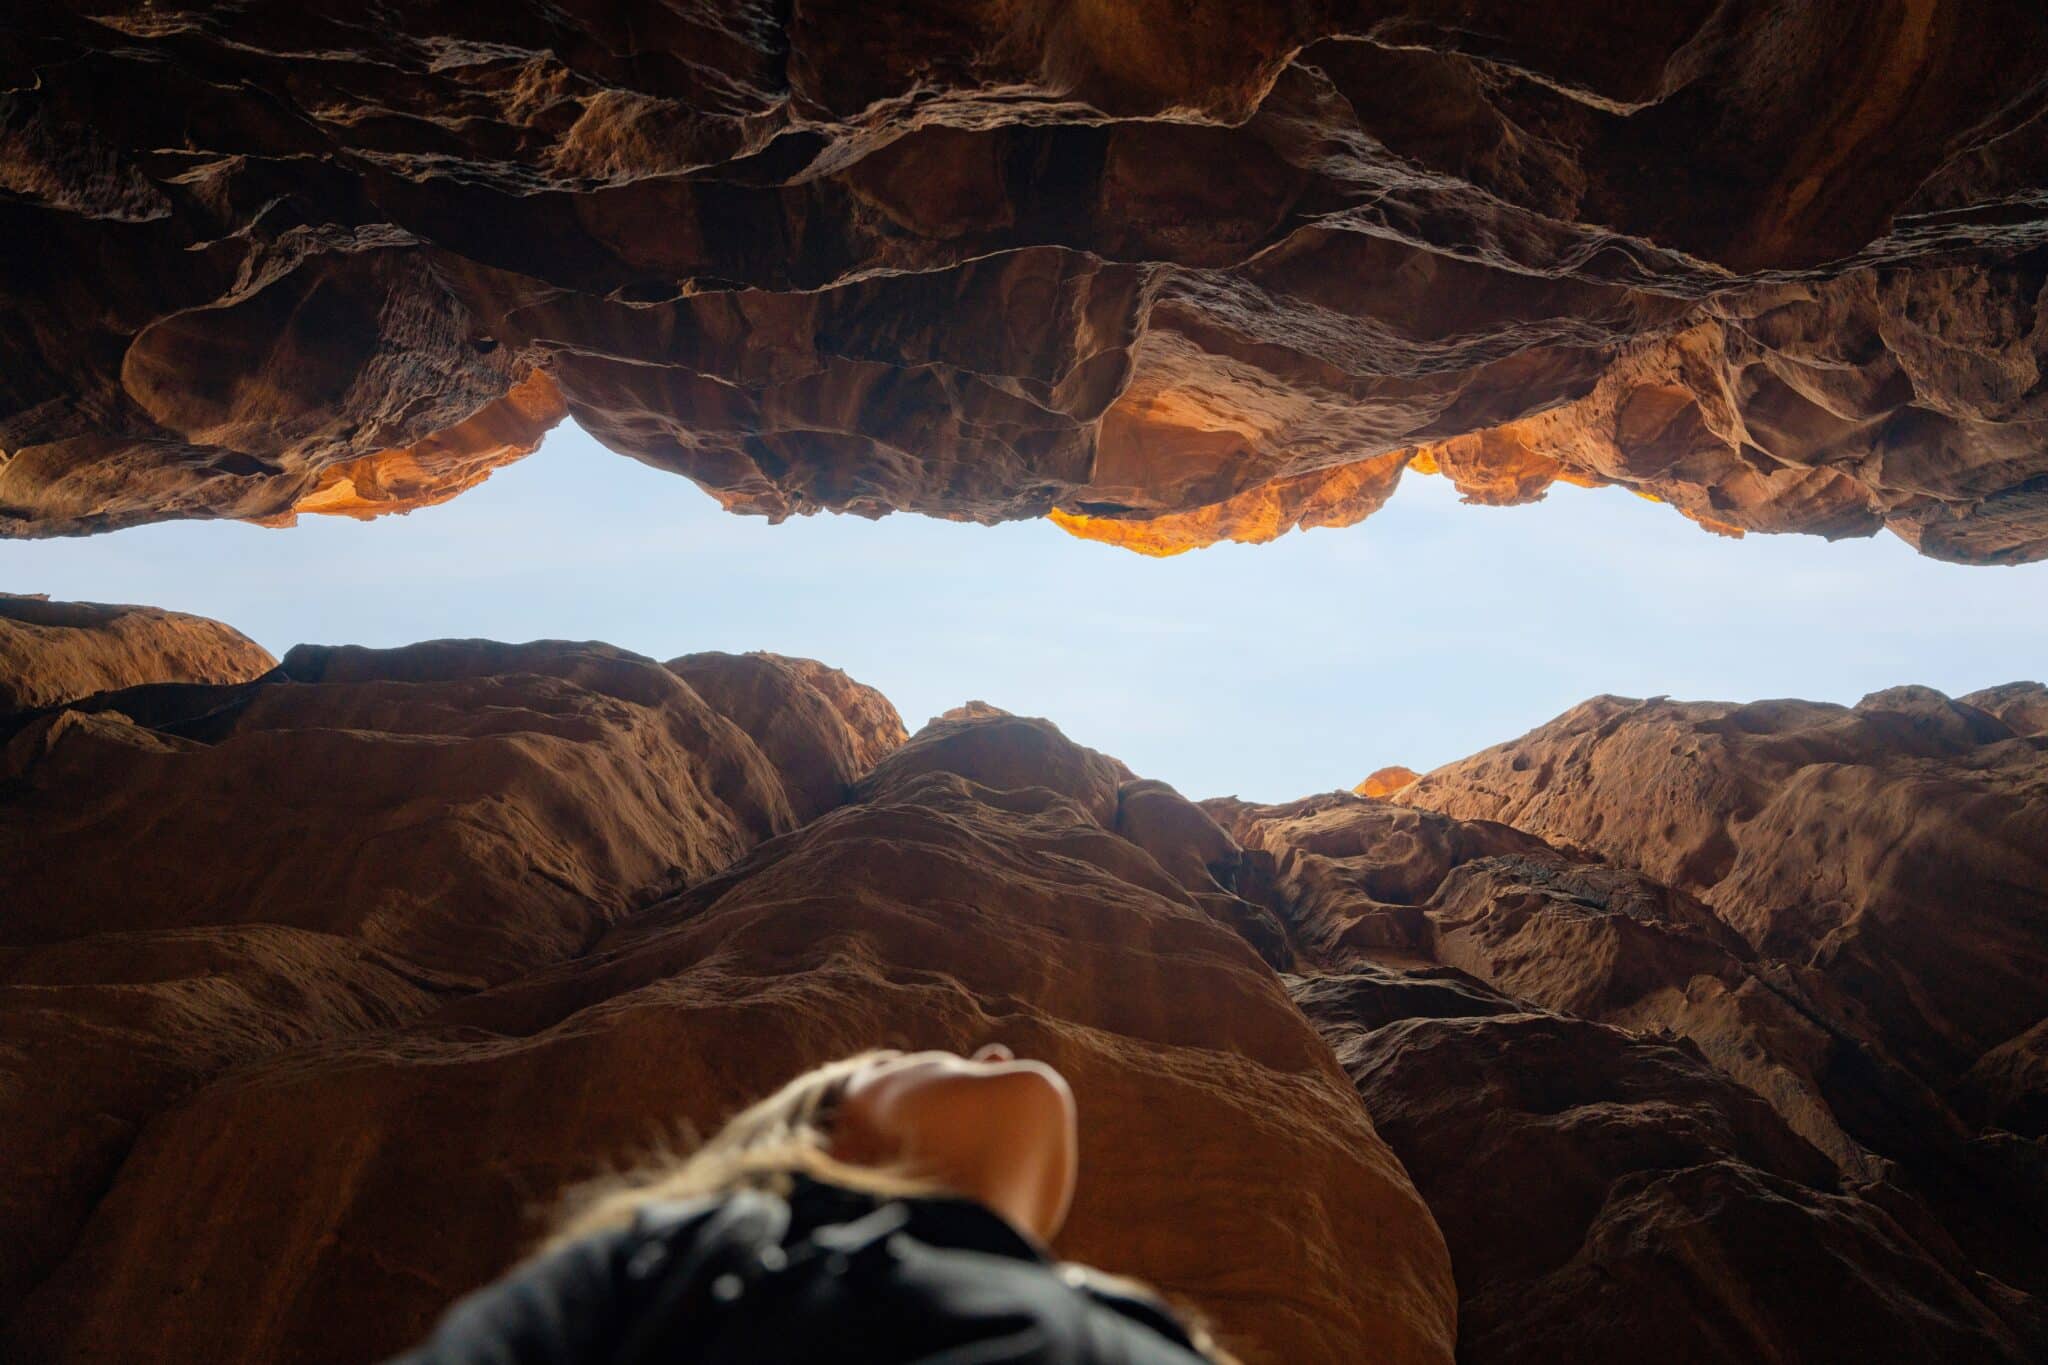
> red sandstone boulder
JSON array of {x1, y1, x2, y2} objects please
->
[
  {"x1": 858, "y1": 709, "x2": 1136, "y2": 828},
  {"x1": 667, "y1": 650, "x2": 907, "y2": 822},
  {"x1": 1961, "y1": 683, "x2": 2048, "y2": 738}
]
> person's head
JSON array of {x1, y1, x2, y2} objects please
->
[
  {"x1": 554, "y1": 1045, "x2": 1237, "y2": 1364},
  {"x1": 556, "y1": 1044, "x2": 1079, "y2": 1244}
]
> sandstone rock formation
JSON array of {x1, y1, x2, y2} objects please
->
[
  {"x1": 1962, "y1": 681, "x2": 2048, "y2": 738},
  {"x1": 1381, "y1": 686, "x2": 2048, "y2": 1313},
  {"x1": 1323, "y1": 1008, "x2": 2040, "y2": 1364},
  {"x1": 1, "y1": 611, "x2": 1454, "y2": 1365},
  {"x1": 0, "y1": 636, "x2": 891, "y2": 1324},
  {"x1": 1208, "y1": 688, "x2": 2048, "y2": 1358},
  {"x1": 1399, "y1": 688, "x2": 2048, "y2": 1102},
  {"x1": 0, "y1": 594, "x2": 276, "y2": 713},
  {"x1": 4, "y1": 599, "x2": 2045, "y2": 1364},
  {"x1": 4, "y1": 3, "x2": 2047, "y2": 560}
]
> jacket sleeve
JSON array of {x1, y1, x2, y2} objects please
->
[{"x1": 383, "y1": 1231, "x2": 632, "y2": 1365}]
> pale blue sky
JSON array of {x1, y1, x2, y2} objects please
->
[{"x1": 5, "y1": 423, "x2": 2043, "y2": 801}]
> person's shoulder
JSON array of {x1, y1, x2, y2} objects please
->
[
  {"x1": 382, "y1": 1223, "x2": 642, "y2": 1363},
  {"x1": 1054, "y1": 1263, "x2": 1202, "y2": 1351}
]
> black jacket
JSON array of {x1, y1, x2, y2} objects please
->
[{"x1": 387, "y1": 1175, "x2": 1214, "y2": 1364}]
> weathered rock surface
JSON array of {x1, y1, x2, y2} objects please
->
[
  {"x1": 1962, "y1": 682, "x2": 2048, "y2": 738},
  {"x1": 0, "y1": 594, "x2": 275, "y2": 713},
  {"x1": 1371, "y1": 686, "x2": 2048, "y2": 1307},
  {"x1": 4, "y1": 3, "x2": 2048, "y2": 560},
  {"x1": 1, "y1": 626, "x2": 1453, "y2": 1365},
  {"x1": 667, "y1": 650, "x2": 910, "y2": 823},
  {"x1": 1319, "y1": 1010, "x2": 2042, "y2": 1364},
  {"x1": 1963, "y1": 1019, "x2": 2048, "y2": 1139},
  {"x1": 1400, "y1": 688, "x2": 2048, "y2": 1094},
  {"x1": 1205, "y1": 680, "x2": 2048, "y2": 1357},
  {"x1": 5, "y1": 601, "x2": 2046, "y2": 1363},
  {"x1": 0, "y1": 637, "x2": 904, "y2": 1325}
]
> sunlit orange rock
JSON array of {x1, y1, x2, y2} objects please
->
[
  {"x1": 1050, "y1": 453, "x2": 1411, "y2": 554},
  {"x1": 1356, "y1": 765, "x2": 1422, "y2": 799},
  {"x1": 251, "y1": 370, "x2": 566, "y2": 526}
]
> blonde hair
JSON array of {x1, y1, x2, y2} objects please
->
[
  {"x1": 549, "y1": 1049, "x2": 935, "y2": 1245},
  {"x1": 547, "y1": 1049, "x2": 1241, "y2": 1364}
]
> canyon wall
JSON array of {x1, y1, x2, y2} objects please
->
[
  {"x1": 0, "y1": 607, "x2": 1454, "y2": 1364},
  {"x1": 3, "y1": 601, "x2": 2043, "y2": 1362},
  {"x1": 4, "y1": 2, "x2": 2047, "y2": 560}
]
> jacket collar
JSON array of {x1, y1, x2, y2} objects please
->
[{"x1": 784, "y1": 1172, "x2": 1051, "y2": 1265}]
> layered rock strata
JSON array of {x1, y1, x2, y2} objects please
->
[{"x1": 4, "y1": 3, "x2": 2048, "y2": 560}]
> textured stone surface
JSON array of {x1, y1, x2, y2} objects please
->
[
  {"x1": 1963, "y1": 1019, "x2": 2048, "y2": 1139},
  {"x1": 1962, "y1": 682, "x2": 2048, "y2": 738},
  {"x1": 5, "y1": 602, "x2": 2046, "y2": 1363},
  {"x1": 1319, "y1": 1011, "x2": 2043, "y2": 1364},
  {"x1": 0, "y1": 636, "x2": 902, "y2": 1323},
  {"x1": 4, "y1": 3, "x2": 2048, "y2": 559},
  {"x1": 1, "y1": 624, "x2": 1452, "y2": 1365},
  {"x1": 1210, "y1": 681, "x2": 2048, "y2": 1357},
  {"x1": 1371, "y1": 685, "x2": 2048, "y2": 1307},
  {"x1": 1400, "y1": 688, "x2": 2048, "y2": 1091},
  {"x1": 667, "y1": 650, "x2": 910, "y2": 823},
  {"x1": 0, "y1": 594, "x2": 275, "y2": 713}
]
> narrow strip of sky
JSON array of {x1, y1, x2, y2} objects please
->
[{"x1": 5, "y1": 424, "x2": 2042, "y2": 802}]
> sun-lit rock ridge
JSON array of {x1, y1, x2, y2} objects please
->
[
  {"x1": 0, "y1": 594, "x2": 277, "y2": 713},
  {"x1": 2, "y1": 2, "x2": 2046, "y2": 560},
  {"x1": 4, "y1": 600, "x2": 2044, "y2": 1363}
]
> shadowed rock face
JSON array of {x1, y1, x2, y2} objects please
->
[
  {"x1": 1399, "y1": 688, "x2": 2048, "y2": 1096},
  {"x1": 1321, "y1": 1012, "x2": 2042, "y2": 1365},
  {"x1": 1214, "y1": 690, "x2": 2048, "y2": 1359},
  {"x1": 4, "y1": 3, "x2": 2048, "y2": 559},
  {"x1": 0, "y1": 637, "x2": 900, "y2": 1324},
  {"x1": 4, "y1": 602, "x2": 2046, "y2": 1363},
  {"x1": 0, "y1": 620, "x2": 1454, "y2": 1365}
]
